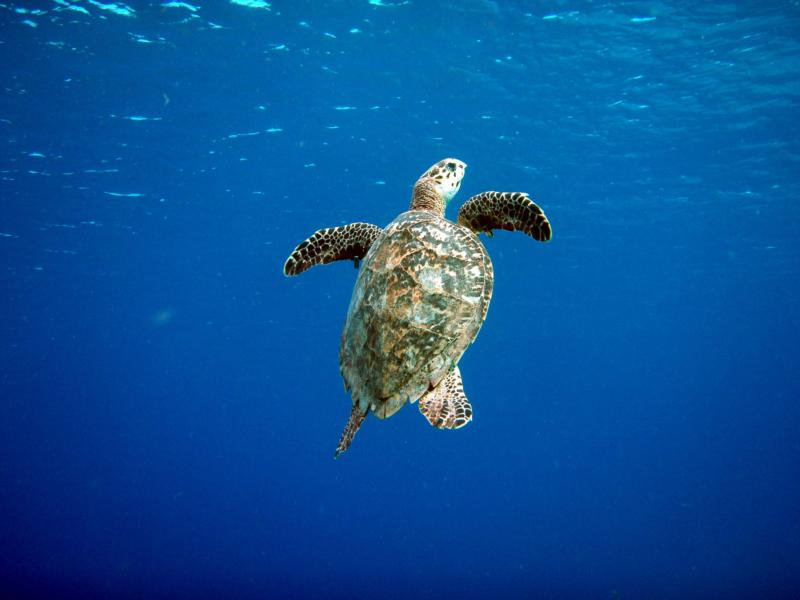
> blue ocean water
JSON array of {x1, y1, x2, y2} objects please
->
[{"x1": 1, "y1": 1, "x2": 799, "y2": 598}]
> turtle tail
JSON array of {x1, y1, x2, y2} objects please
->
[{"x1": 335, "y1": 404, "x2": 367, "y2": 459}]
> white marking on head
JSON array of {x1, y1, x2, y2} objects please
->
[{"x1": 418, "y1": 158, "x2": 467, "y2": 203}]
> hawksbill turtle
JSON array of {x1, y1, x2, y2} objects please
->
[{"x1": 284, "y1": 158, "x2": 552, "y2": 457}]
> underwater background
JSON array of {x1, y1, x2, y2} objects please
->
[{"x1": 1, "y1": 1, "x2": 799, "y2": 598}]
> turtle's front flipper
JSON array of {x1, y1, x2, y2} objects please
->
[
  {"x1": 283, "y1": 222, "x2": 383, "y2": 276},
  {"x1": 335, "y1": 403, "x2": 368, "y2": 459},
  {"x1": 418, "y1": 366, "x2": 473, "y2": 429},
  {"x1": 457, "y1": 191, "x2": 552, "y2": 242}
]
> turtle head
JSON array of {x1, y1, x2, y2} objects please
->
[
  {"x1": 410, "y1": 158, "x2": 467, "y2": 214},
  {"x1": 418, "y1": 158, "x2": 467, "y2": 203}
]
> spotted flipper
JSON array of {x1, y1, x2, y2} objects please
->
[
  {"x1": 457, "y1": 191, "x2": 552, "y2": 242},
  {"x1": 335, "y1": 403, "x2": 368, "y2": 459},
  {"x1": 283, "y1": 222, "x2": 383, "y2": 276},
  {"x1": 418, "y1": 365, "x2": 473, "y2": 430}
]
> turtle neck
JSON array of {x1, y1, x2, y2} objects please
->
[{"x1": 409, "y1": 178, "x2": 445, "y2": 216}]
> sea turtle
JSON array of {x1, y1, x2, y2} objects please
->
[{"x1": 284, "y1": 158, "x2": 552, "y2": 458}]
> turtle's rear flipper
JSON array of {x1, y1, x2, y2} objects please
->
[
  {"x1": 335, "y1": 403, "x2": 367, "y2": 459},
  {"x1": 457, "y1": 191, "x2": 552, "y2": 242},
  {"x1": 418, "y1": 366, "x2": 473, "y2": 429},
  {"x1": 284, "y1": 222, "x2": 383, "y2": 276}
]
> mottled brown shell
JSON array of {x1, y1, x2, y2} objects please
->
[{"x1": 339, "y1": 210, "x2": 493, "y2": 420}]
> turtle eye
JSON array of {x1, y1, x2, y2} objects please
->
[{"x1": 446, "y1": 162, "x2": 456, "y2": 172}]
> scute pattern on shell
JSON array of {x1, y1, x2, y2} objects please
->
[{"x1": 340, "y1": 211, "x2": 493, "y2": 419}]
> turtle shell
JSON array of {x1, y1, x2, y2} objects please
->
[{"x1": 339, "y1": 210, "x2": 493, "y2": 419}]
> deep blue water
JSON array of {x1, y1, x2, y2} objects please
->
[{"x1": 1, "y1": 1, "x2": 799, "y2": 598}]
